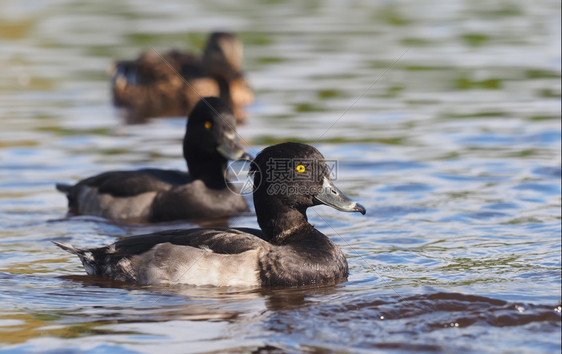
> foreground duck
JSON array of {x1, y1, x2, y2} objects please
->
[
  {"x1": 56, "y1": 97, "x2": 250, "y2": 222},
  {"x1": 54, "y1": 142, "x2": 366, "y2": 287},
  {"x1": 112, "y1": 32, "x2": 253, "y2": 123}
]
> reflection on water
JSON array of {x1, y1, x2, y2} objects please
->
[
  {"x1": 1, "y1": 272, "x2": 559, "y2": 351},
  {"x1": 0, "y1": 0, "x2": 561, "y2": 352}
]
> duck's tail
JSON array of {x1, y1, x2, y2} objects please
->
[
  {"x1": 53, "y1": 241, "x2": 96, "y2": 275},
  {"x1": 55, "y1": 183, "x2": 72, "y2": 196},
  {"x1": 52, "y1": 241, "x2": 81, "y2": 255}
]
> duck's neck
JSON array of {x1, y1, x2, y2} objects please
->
[
  {"x1": 184, "y1": 146, "x2": 228, "y2": 189},
  {"x1": 215, "y1": 77, "x2": 233, "y2": 105},
  {"x1": 255, "y1": 198, "x2": 310, "y2": 243}
]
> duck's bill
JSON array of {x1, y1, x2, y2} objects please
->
[
  {"x1": 217, "y1": 131, "x2": 252, "y2": 161},
  {"x1": 314, "y1": 177, "x2": 366, "y2": 215}
]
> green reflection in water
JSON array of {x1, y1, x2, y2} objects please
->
[
  {"x1": 0, "y1": 312, "x2": 141, "y2": 345},
  {"x1": 528, "y1": 115, "x2": 561, "y2": 121},
  {"x1": 536, "y1": 89, "x2": 561, "y2": 98},
  {"x1": 294, "y1": 103, "x2": 326, "y2": 112},
  {"x1": 400, "y1": 38, "x2": 432, "y2": 46},
  {"x1": 317, "y1": 89, "x2": 342, "y2": 100},
  {"x1": 525, "y1": 69, "x2": 561, "y2": 79},
  {"x1": 35, "y1": 126, "x2": 112, "y2": 136},
  {"x1": 444, "y1": 111, "x2": 506, "y2": 119},
  {"x1": 455, "y1": 76, "x2": 501, "y2": 90}
]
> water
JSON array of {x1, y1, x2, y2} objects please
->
[{"x1": 1, "y1": 0, "x2": 560, "y2": 352}]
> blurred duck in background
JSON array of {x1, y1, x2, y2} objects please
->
[{"x1": 111, "y1": 32, "x2": 254, "y2": 124}]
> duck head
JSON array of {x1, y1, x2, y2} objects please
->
[
  {"x1": 251, "y1": 142, "x2": 365, "y2": 239},
  {"x1": 184, "y1": 97, "x2": 251, "y2": 185},
  {"x1": 202, "y1": 32, "x2": 243, "y2": 81}
]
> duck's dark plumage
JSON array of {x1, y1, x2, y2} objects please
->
[
  {"x1": 111, "y1": 32, "x2": 253, "y2": 124},
  {"x1": 63, "y1": 168, "x2": 190, "y2": 198},
  {"x1": 55, "y1": 143, "x2": 366, "y2": 288},
  {"x1": 56, "y1": 97, "x2": 250, "y2": 222}
]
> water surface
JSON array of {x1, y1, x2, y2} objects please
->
[{"x1": 0, "y1": 0, "x2": 560, "y2": 352}]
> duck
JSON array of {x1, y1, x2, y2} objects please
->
[
  {"x1": 54, "y1": 142, "x2": 366, "y2": 288},
  {"x1": 56, "y1": 97, "x2": 250, "y2": 223},
  {"x1": 111, "y1": 32, "x2": 254, "y2": 124}
]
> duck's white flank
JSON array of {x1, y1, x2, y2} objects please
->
[{"x1": 130, "y1": 243, "x2": 261, "y2": 287}]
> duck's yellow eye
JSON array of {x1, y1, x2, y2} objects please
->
[
  {"x1": 204, "y1": 121, "x2": 212, "y2": 130},
  {"x1": 296, "y1": 164, "x2": 306, "y2": 173}
]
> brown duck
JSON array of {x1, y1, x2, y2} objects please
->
[{"x1": 111, "y1": 32, "x2": 254, "y2": 124}]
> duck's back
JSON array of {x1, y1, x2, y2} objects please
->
[
  {"x1": 149, "y1": 179, "x2": 249, "y2": 222},
  {"x1": 113, "y1": 49, "x2": 202, "y2": 85},
  {"x1": 59, "y1": 168, "x2": 249, "y2": 222},
  {"x1": 59, "y1": 169, "x2": 190, "y2": 221},
  {"x1": 111, "y1": 49, "x2": 220, "y2": 122}
]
